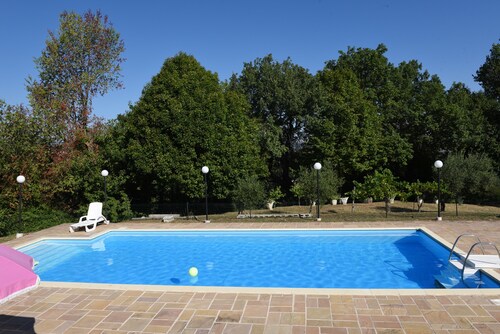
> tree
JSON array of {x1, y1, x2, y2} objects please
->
[
  {"x1": 294, "y1": 162, "x2": 343, "y2": 212},
  {"x1": 306, "y1": 64, "x2": 411, "y2": 182},
  {"x1": 0, "y1": 101, "x2": 126, "y2": 234},
  {"x1": 442, "y1": 152, "x2": 500, "y2": 214},
  {"x1": 266, "y1": 187, "x2": 284, "y2": 210},
  {"x1": 473, "y1": 43, "x2": 500, "y2": 171},
  {"x1": 113, "y1": 53, "x2": 266, "y2": 209},
  {"x1": 232, "y1": 176, "x2": 266, "y2": 216},
  {"x1": 290, "y1": 182, "x2": 306, "y2": 205},
  {"x1": 27, "y1": 10, "x2": 125, "y2": 139},
  {"x1": 0, "y1": 101, "x2": 48, "y2": 207},
  {"x1": 444, "y1": 84, "x2": 489, "y2": 155},
  {"x1": 401, "y1": 180, "x2": 439, "y2": 213},
  {"x1": 475, "y1": 42, "x2": 500, "y2": 101},
  {"x1": 354, "y1": 169, "x2": 399, "y2": 217},
  {"x1": 231, "y1": 55, "x2": 315, "y2": 192}
]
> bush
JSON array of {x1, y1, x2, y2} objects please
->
[
  {"x1": 0, "y1": 208, "x2": 15, "y2": 237},
  {"x1": 77, "y1": 194, "x2": 133, "y2": 223},
  {"x1": 232, "y1": 176, "x2": 266, "y2": 215},
  {"x1": 0, "y1": 205, "x2": 73, "y2": 237},
  {"x1": 294, "y1": 161, "x2": 343, "y2": 204}
]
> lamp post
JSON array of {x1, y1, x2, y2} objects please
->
[
  {"x1": 434, "y1": 160, "x2": 443, "y2": 221},
  {"x1": 313, "y1": 162, "x2": 322, "y2": 221},
  {"x1": 16, "y1": 175, "x2": 25, "y2": 237},
  {"x1": 202, "y1": 166, "x2": 210, "y2": 223},
  {"x1": 101, "y1": 170, "x2": 108, "y2": 217}
]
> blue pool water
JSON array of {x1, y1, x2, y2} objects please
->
[{"x1": 19, "y1": 229, "x2": 500, "y2": 289}]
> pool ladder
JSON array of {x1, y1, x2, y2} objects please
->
[{"x1": 448, "y1": 234, "x2": 500, "y2": 288}]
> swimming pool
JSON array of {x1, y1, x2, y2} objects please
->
[{"x1": 19, "y1": 229, "x2": 500, "y2": 289}]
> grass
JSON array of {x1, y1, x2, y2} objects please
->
[{"x1": 179, "y1": 201, "x2": 500, "y2": 223}]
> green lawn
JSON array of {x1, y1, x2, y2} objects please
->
[{"x1": 188, "y1": 201, "x2": 500, "y2": 223}]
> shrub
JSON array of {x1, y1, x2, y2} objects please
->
[
  {"x1": 232, "y1": 176, "x2": 266, "y2": 216},
  {"x1": 0, "y1": 205, "x2": 73, "y2": 237}
]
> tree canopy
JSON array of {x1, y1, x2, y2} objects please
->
[
  {"x1": 475, "y1": 42, "x2": 500, "y2": 101},
  {"x1": 230, "y1": 55, "x2": 315, "y2": 192},
  {"x1": 27, "y1": 10, "x2": 125, "y2": 137},
  {"x1": 112, "y1": 53, "x2": 267, "y2": 210}
]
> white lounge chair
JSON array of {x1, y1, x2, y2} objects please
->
[{"x1": 69, "y1": 202, "x2": 109, "y2": 233}]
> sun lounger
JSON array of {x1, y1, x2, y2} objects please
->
[{"x1": 69, "y1": 202, "x2": 109, "y2": 233}]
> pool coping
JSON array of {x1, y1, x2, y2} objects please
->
[{"x1": 18, "y1": 226, "x2": 500, "y2": 296}]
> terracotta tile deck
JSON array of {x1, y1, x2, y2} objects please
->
[{"x1": 1, "y1": 220, "x2": 500, "y2": 333}]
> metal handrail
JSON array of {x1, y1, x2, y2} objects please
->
[
  {"x1": 461, "y1": 241, "x2": 500, "y2": 286},
  {"x1": 448, "y1": 234, "x2": 485, "y2": 261}
]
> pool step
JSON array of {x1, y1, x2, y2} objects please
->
[
  {"x1": 24, "y1": 244, "x2": 84, "y2": 274},
  {"x1": 434, "y1": 265, "x2": 485, "y2": 289},
  {"x1": 434, "y1": 265, "x2": 463, "y2": 288},
  {"x1": 447, "y1": 234, "x2": 500, "y2": 288}
]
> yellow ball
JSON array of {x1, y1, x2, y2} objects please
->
[{"x1": 189, "y1": 267, "x2": 198, "y2": 277}]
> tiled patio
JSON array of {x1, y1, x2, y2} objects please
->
[{"x1": 1, "y1": 220, "x2": 500, "y2": 333}]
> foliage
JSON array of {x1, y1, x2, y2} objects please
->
[
  {"x1": 27, "y1": 9, "x2": 125, "y2": 135},
  {"x1": 231, "y1": 55, "x2": 315, "y2": 191},
  {"x1": 290, "y1": 182, "x2": 306, "y2": 203},
  {"x1": 320, "y1": 45, "x2": 414, "y2": 178},
  {"x1": 402, "y1": 180, "x2": 437, "y2": 201},
  {"x1": 294, "y1": 162, "x2": 344, "y2": 204},
  {"x1": 475, "y1": 42, "x2": 500, "y2": 101},
  {"x1": 353, "y1": 169, "x2": 400, "y2": 216},
  {"x1": 0, "y1": 205, "x2": 73, "y2": 237},
  {"x1": 0, "y1": 102, "x2": 49, "y2": 207},
  {"x1": 113, "y1": 53, "x2": 267, "y2": 207},
  {"x1": 0, "y1": 9, "x2": 130, "y2": 225},
  {"x1": 232, "y1": 176, "x2": 266, "y2": 215},
  {"x1": 0, "y1": 106, "x2": 131, "y2": 224},
  {"x1": 441, "y1": 152, "x2": 500, "y2": 208},
  {"x1": 0, "y1": 207, "x2": 14, "y2": 237},
  {"x1": 267, "y1": 187, "x2": 284, "y2": 202},
  {"x1": 307, "y1": 62, "x2": 411, "y2": 182}
]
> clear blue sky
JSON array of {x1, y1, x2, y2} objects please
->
[{"x1": 1, "y1": 0, "x2": 499, "y2": 120}]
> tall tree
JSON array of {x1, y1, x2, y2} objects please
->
[
  {"x1": 113, "y1": 53, "x2": 266, "y2": 209},
  {"x1": 444, "y1": 83, "x2": 489, "y2": 154},
  {"x1": 475, "y1": 42, "x2": 500, "y2": 101},
  {"x1": 231, "y1": 55, "x2": 315, "y2": 192},
  {"x1": 442, "y1": 152, "x2": 500, "y2": 213},
  {"x1": 0, "y1": 101, "x2": 47, "y2": 206},
  {"x1": 397, "y1": 73, "x2": 449, "y2": 181},
  {"x1": 27, "y1": 10, "x2": 125, "y2": 141},
  {"x1": 306, "y1": 64, "x2": 411, "y2": 184},
  {"x1": 475, "y1": 42, "x2": 500, "y2": 172}
]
